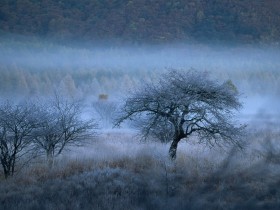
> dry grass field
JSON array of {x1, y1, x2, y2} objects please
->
[{"x1": 1, "y1": 124, "x2": 280, "y2": 210}]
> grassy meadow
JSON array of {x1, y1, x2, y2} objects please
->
[{"x1": 1, "y1": 126, "x2": 280, "y2": 210}]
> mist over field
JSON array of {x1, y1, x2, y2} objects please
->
[
  {"x1": 1, "y1": 1, "x2": 280, "y2": 209},
  {"x1": 1, "y1": 38, "x2": 279, "y2": 124},
  {"x1": 1, "y1": 41, "x2": 280, "y2": 71}
]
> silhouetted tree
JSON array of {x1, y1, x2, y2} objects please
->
[
  {"x1": 32, "y1": 94, "x2": 98, "y2": 167},
  {"x1": 0, "y1": 101, "x2": 37, "y2": 178},
  {"x1": 115, "y1": 69, "x2": 245, "y2": 159}
]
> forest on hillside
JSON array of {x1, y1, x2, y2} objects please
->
[{"x1": 1, "y1": 0, "x2": 280, "y2": 44}]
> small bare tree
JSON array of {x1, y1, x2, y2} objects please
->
[
  {"x1": 32, "y1": 95, "x2": 98, "y2": 166},
  {"x1": 92, "y1": 100, "x2": 117, "y2": 127},
  {"x1": 115, "y1": 69, "x2": 245, "y2": 159},
  {"x1": 0, "y1": 101, "x2": 37, "y2": 178}
]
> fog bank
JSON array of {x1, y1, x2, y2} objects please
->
[
  {"x1": 1, "y1": 41, "x2": 280, "y2": 71},
  {"x1": 0, "y1": 39, "x2": 279, "y2": 124}
]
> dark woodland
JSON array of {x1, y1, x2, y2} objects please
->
[{"x1": 1, "y1": 0, "x2": 280, "y2": 45}]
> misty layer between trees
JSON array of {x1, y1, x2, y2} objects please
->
[
  {"x1": 1, "y1": 39, "x2": 280, "y2": 102},
  {"x1": 0, "y1": 36, "x2": 280, "y2": 209},
  {"x1": 0, "y1": 68, "x2": 242, "y2": 178}
]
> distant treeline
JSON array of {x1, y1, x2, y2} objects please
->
[
  {"x1": 1, "y1": 38, "x2": 279, "y2": 97},
  {"x1": 1, "y1": 0, "x2": 280, "y2": 44},
  {"x1": 0, "y1": 66, "x2": 147, "y2": 98},
  {"x1": 0, "y1": 65, "x2": 279, "y2": 98}
]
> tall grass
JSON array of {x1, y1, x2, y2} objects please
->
[{"x1": 1, "y1": 125, "x2": 280, "y2": 210}]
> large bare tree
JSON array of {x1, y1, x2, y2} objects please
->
[{"x1": 115, "y1": 69, "x2": 245, "y2": 159}]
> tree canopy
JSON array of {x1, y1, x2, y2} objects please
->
[{"x1": 115, "y1": 69, "x2": 245, "y2": 159}]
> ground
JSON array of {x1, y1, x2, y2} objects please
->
[{"x1": 1, "y1": 125, "x2": 280, "y2": 210}]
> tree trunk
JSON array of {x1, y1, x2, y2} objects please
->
[
  {"x1": 3, "y1": 164, "x2": 10, "y2": 179},
  {"x1": 169, "y1": 138, "x2": 180, "y2": 160},
  {"x1": 1, "y1": 158, "x2": 11, "y2": 179},
  {"x1": 11, "y1": 155, "x2": 16, "y2": 176},
  {"x1": 46, "y1": 150, "x2": 54, "y2": 168}
]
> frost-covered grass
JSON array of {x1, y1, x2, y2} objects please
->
[{"x1": 0, "y1": 126, "x2": 280, "y2": 210}]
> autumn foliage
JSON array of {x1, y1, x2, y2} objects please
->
[{"x1": 0, "y1": 0, "x2": 280, "y2": 44}]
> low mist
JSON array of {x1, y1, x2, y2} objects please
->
[
  {"x1": 1, "y1": 40, "x2": 280, "y2": 71},
  {"x1": 1, "y1": 38, "x2": 279, "y2": 125},
  {"x1": 1, "y1": 37, "x2": 280, "y2": 210}
]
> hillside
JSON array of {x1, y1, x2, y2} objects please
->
[{"x1": 1, "y1": 0, "x2": 280, "y2": 44}]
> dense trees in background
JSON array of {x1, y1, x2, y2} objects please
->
[
  {"x1": 0, "y1": 0, "x2": 280, "y2": 44},
  {"x1": 0, "y1": 64, "x2": 279, "y2": 98},
  {"x1": 115, "y1": 69, "x2": 245, "y2": 159},
  {"x1": 0, "y1": 67, "x2": 143, "y2": 97}
]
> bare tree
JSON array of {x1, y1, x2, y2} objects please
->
[
  {"x1": 92, "y1": 100, "x2": 117, "y2": 127},
  {"x1": 115, "y1": 69, "x2": 245, "y2": 159},
  {"x1": 0, "y1": 101, "x2": 37, "y2": 178},
  {"x1": 32, "y1": 95, "x2": 98, "y2": 166}
]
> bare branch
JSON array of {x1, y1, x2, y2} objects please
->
[{"x1": 115, "y1": 69, "x2": 245, "y2": 159}]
